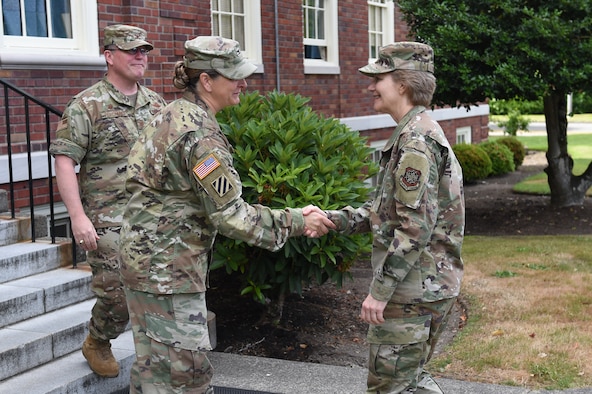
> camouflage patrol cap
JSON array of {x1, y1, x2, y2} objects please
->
[
  {"x1": 183, "y1": 36, "x2": 257, "y2": 80},
  {"x1": 103, "y1": 24, "x2": 153, "y2": 51},
  {"x1": 359, "y1": 42, "x2": 434, "y2": 76}
]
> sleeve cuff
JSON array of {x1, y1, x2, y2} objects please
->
[
  {"x1": 324, "y1": 210, "x2": 347, "y2": 232},
  {"x1": 369, "y1": 276, "x2": 398, "y2": 302},
  {"x1": 287, "y1": 208, "x2": 305, "y2": 236}
]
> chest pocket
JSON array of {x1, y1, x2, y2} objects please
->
[
  {"x1": 371, "y1": 147, "x2": 398, "y2": 213},
  {"x1": 90, "y1": 111, "x2": 132, "y2": 160}
]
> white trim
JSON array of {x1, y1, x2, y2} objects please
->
[
  {"x1": 0, "y1": 1, "x2": 101, "y2": 70},
  {"x1": 0, "y1": 151, "x2": 79, "y2": 184},
  {"x1": 340, "y1": 105, "x2": 490, "y2": 131},
  {"x1": 1, "y1": 152, "x2": 55, "y2": 184},
  {"x1": 367, "y1": 0, "x2": 395, "y2": 62},
  {"x1": 303, "y1": 62, "x2": 340, "y2": 74},
  {"x1": 456, "y1": 126, "x2": 472, "y2": 144},
  {"x1": 211, "y1": 0, "x2": 263, "y2": 72},
  {"x1": 303, "y1": 0, "x2": 340, "y2": 74},
  {"x1": 0, "y1": 52, "x2": 106, "y2": 70},
  {"x1": 243, "y1": 0, "x2": 263, "y2": 69}
]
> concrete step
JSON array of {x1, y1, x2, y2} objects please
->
[
  {"x1": 0, "y1": 217, "x2": 31, "y2": 247},
  {"x1": 0, "y1": 265, "x2": 92, "y2": 328},
  {"x1": 0, "y1": 329, "x2": 135, "y2": 394},
  {"x1": 0, "y1": 240, "x2": 72, "y2": 284},
  {"x1": 0, "y1": 299, "x2": 97, "y2": 381}
]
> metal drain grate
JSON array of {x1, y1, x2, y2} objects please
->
[
  {"x1": 213, "y1": 387, "x2": 278, "y2": 394},
  {"x1": 112, "y1": 386, "x2": 277, "y2": 394}
]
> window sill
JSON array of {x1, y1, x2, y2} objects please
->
[
  {"x1": 0, "y1": 52, "x2": 106, "y2": 71},
  {"x1": 304, "y1": 63, "x2": 340, "y2": 75}
]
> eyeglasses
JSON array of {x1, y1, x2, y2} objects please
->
[{"x1": 107, "y1": 47, "x2": 151, "y2": 56}]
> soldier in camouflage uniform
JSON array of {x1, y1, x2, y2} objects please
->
[
  {"x1": 324, "y1": 42, "x2": 465, "y2": 394},
  {"x1": 49, "y1": 24, "x2": 166, "y2": 378},
  {"x1": 119, "y1": 36, "x2": 335, "y2": 393}
]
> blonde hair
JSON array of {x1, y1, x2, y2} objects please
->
[{"x1": 391, "y1": 69, "x2": 436, "y2": 107}]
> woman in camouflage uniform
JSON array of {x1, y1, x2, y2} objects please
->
[
  {"x1": 325, "y1": 42, "x2": 465, "y2": 394},
  {"x1": 119, "y1": 36, "x2": 334, "y2": 393}
]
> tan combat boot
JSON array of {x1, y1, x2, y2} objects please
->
[{"x1": 82, "y1": 335, "x2": 119, "y2": 377}]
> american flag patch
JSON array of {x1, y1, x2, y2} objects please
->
[{"x1": 193, "y1": 154, "x2": 221, "y2": 180}]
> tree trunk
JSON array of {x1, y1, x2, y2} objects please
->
[
  {"x1": 543, "y1": 91, "x2": 592, "y2": 207},
  {"x1": 256, "y1": 292, "x2": 285, "y2": 327}
]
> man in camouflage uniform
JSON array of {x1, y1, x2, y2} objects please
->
[
  {"x1": 119, "y1": 36, "x2": 334, "y2": 393},
  {"x1": 49, "y1": 24, "x2": 165, "y2": 378},
  {"x1": 324, "y1": 42, "x2": 465, "y2": 394}
]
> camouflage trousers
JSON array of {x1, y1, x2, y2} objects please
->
[
  {"x1": 125, "y1": 289, "x2": 214, "y2": 393},
  {"x1": 366, "y1": 297, "x2": 456, "y2": 394},
  {"x1": 87, "y1": 226, "x2": 129, "y2": 341}
]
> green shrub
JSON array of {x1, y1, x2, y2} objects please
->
[
  {"x1": 495, "y1": 110, "x2": 530, "y2": 136},
  {"x1": 489, "y1": 98, "x2": 544, "y2": 115},
  {"x1": 479, "y1": 140, "x2": 516, "y2": 176},
  {"x1": 572, "y1": 91, "x2": 592, "y2": 114},
  {"x1": 495, "y1": 136, "x2": 526, "y2": 168},
  {"x1": 452, "y1": 143, "x2": 492, "y2": 183},
  {"x1": 214, "y1": 90, "x2": 378, "y2": 310}
]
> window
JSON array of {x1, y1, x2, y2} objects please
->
[
  {"x1": 3, "y1": 0, "x2": 71, "y2": 38},
  {"x1": 211, "y1": 0, "x2": 262, "y2": 71},
  {"x1": 0, "y1": 0, "x2": 101, "y2": 69},
  {"x1": 367, "y1": 0, "x2": 394, "y2": 61},
  {"x1": 302, "y1": 0, "x2": 339, "y2": 74},
  {"x1": 456, "y1": 126, "x2": 472, "y2": 144}
]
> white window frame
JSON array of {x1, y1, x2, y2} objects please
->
[
  {"x1": 0, "y1": 0, "x2": 101, "y2": 70},
  {"x1": 456, "y1": 126, "x2": 472, "y2": 144},
  {"x1": 367, "y1": 0, "x2": 394, "y2": 63},
  {"x1": 303, "y1": 0, "x2": 339, "y2": 75},
  {"x1": 211, "y1": 0, "x2": 263, "y2": 73}
]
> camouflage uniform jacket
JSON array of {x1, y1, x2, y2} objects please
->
[
  {"x1": 49, "y1": 77, "x2": 165, "y2": 227},
  {"x1": 326, "y1": 106, "x2": 464, "y2": 304},
  {"x1": 119, "y1": 91, "x2": 306, "y2": 294}
]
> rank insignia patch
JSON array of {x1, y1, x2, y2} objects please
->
[
  {"x1": 193, "y1": 154, "x2": 220, "y2": 180},
  {"x1": 400, "y1": 167, "x2": 422, "y2": 190},
  {"x1": 211, "y1": 175, "x2": 233, "y2": 197}
]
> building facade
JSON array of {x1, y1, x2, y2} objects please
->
[{"x1": 0, "y1": 0, "x2": 488, "y2": 211}]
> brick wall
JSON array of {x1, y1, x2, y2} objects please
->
[{"x1": 1, "y1": 0, "x2": 488, "y2": 211}]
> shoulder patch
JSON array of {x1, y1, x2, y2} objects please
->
[
  {"x1": 210, "y1": 174, "x2": 233, "y2": 197},
  {"x1": 394, "y1": 151, "x2": 430, "y2": 209},
  {"x1": 400, "y1": 167, "x2": 422, "y2": 191},
  {"x1": 192, "y1": 152, "x2": 240, "y2": 209},
  {"x1": 193, "y1": 154, "x2": 221, "y2": 180}
]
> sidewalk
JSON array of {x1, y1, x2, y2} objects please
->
[
  {"x1": 488, "y1": 122, "x2": 592, "y2": 137},
  {"x1": 209, "y1": 352, "x2": 592, "y2": 394}
]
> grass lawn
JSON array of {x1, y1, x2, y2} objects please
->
[
  {"x1": 437, "y1": 119, "x2": 592, "y2": 389},
  {"x1": 490, "y1": 131, "x2": 592, "y2": 196},
  {"x1": 433, "y1": 235, "x2": 592, "y2": 390}
]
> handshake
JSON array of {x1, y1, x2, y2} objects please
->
[{"x1": 302, "y1": 205, "x2": 336, "y2": 238}]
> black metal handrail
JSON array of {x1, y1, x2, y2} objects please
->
[{"x1": 1, "y1": 78, "x2": 63, "y2": 244}]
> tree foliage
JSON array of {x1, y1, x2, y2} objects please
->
[
  {"x1": 397, "y1": 0, "x2": 592, "y2": 206},
  {"x1": 397, "y1": 0, "x2": 592, "y2": 107}
]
